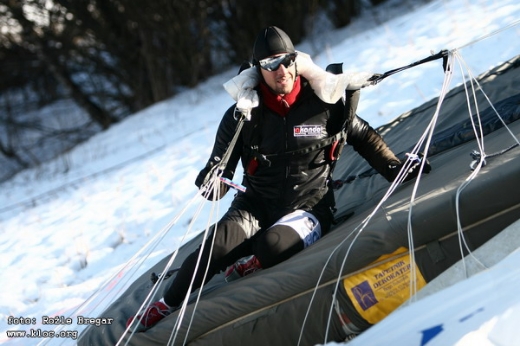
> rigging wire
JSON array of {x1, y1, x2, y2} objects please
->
[
  {"x1": 122, "y1": 110, "x2": 248, "y2": 345},
  {"x1": 296, "y1": 51, "x2": 454, "y2": 344},
  {"x1": 452, "y1": 51, "x2": 487, "y2": 277},
  {"x1": 456, "y1": 18, "x2": 520, "y2": 51},
  {"x1": 125, "y1": 172, "x2": 225, "y2": 346},
  {"x1": 120, "y1": 183, "x2": 215, "y2": 346},
  {"x1": 37, "y1": 187, "x2": 204, "y2": 346},
  {"x1": 405, "y1": 51, "x2": 455, "y2": 303},
  {"x1": 450, "y1": 49, "x2": 520, "y2": 276},
  {"x1": 173, "y1": 172, "x2": 223, "y2": 346},
  {"x1": 321, "y1": 52, "x2": 454, "y2": 343},
  {"x1": 297, "y1": 88, "x2": 448, "y2": 343},
  {"x1": 323, "y1": 68, "x2": 518, "y2": 345}
]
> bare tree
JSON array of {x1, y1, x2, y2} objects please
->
[
  {"x1": 2, "y1": 0, "x2": 119, "y2": 128},
  {"x1": 0, "y1": 0, "x2": 389, "y2": 181}
]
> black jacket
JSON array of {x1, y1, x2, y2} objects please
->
[{"x1": 196, "y1": 78, "x2": 399, "y2": 217}]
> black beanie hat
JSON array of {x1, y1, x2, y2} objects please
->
[{"x1": 253, "y1": 26, "x2": 295, "y2": 64}]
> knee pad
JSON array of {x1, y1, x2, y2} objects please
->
[
  {"x1": 269, "y1": 210, "x2": 322, "y2": 248},
  {"x1": 255, "y1": 210, "x2": 322, "y2": 268}
]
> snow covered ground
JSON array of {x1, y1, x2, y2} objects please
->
[{"x1": 1, "y1": 0, "x2": 519, "y2": 344}]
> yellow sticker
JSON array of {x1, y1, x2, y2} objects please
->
[{"x1": 343, "y1": 247, "x2": 427, "y2": 324}]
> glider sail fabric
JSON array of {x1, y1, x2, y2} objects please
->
[{"x1": 78, "y1": 55, "x2": 520, "y2": 346}]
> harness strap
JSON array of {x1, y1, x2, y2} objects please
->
[
  {"x1": 219, "y1": 109, "x2": 248, "y2": 170},
  {"x1": 248, "y1": 129, "x2": 347, "y2": 167}
]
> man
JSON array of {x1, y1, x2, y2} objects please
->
[{"x1": 127, "y1": 26, "x2": 429, "y2": 331}]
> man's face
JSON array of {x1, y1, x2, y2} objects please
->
[{"x1": 259, "y1": 53, "x2": 297, "y2": 95}]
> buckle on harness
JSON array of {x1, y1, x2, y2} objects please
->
[{"x1": 328, "y1": 140, "x2": 344, "y2": 161}]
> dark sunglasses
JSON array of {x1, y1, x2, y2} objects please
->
[{"x1": 259, "y1": 52, "x2": 297, "y2": 71}]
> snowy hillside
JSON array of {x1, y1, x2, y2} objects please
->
[{"x1": 1, "y1": 0, "x2": 519, "y2": 344}]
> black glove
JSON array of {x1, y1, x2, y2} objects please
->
[
  {"x1": 195, "y1": 162, "x2": 231, "y2": 201},
  {"x1": 387, "y1": 153, "x2": 431, "y2": 183}
]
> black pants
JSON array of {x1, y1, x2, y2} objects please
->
[{"x1": 163, "y1": 194, "x2": 332, "y2": 307}]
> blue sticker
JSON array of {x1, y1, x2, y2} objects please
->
[
  {"x1": 420, "y1": 325, "x2": 443, "y2": 345},
  {"x1": 351, "y1": 281, "x2": 378, "y2": 311},
  {"x1": 459, "y1": 307, "x2": 484, "y2": 322}
]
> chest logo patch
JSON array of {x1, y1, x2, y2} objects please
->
[{"x1": 294, "y1": 125, "x2": 322, "y2": 137}]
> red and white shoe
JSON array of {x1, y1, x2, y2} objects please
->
[
  {"x1": 225, "y1": 255, "x2": 262, "y2": 282},
  {"x1": 126, "y1": 300, "x2": 171, "y2": 332}
]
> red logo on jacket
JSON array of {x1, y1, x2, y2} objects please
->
[{"x1": 294, "y1": 125, "x2": 322, "y2": 137}]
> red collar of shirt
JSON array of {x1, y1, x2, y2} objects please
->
[{"x1": 259, "y1": 77, "x2": 301, "y2": 116}]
